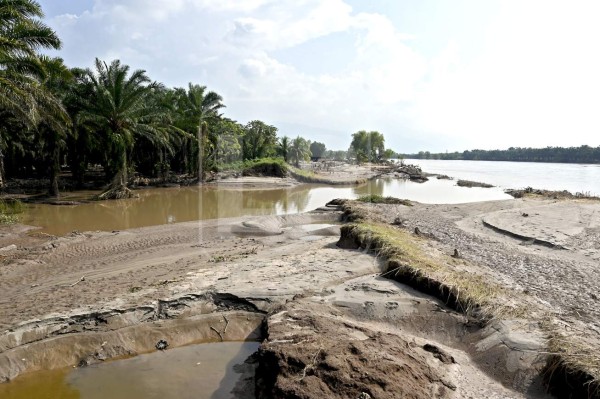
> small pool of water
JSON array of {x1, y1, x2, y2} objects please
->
[
  {"x1": 22, "y1": 178, "x2": 512, "y2": 236},
  {"x1": 0, "y1": 341, "x2": 260, "y2": 399}
]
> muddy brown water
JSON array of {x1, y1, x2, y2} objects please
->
[
  {"x1": 23, "y1": 179, "x2": 511, "y2": 236},
  {"x1": 0, "y1": 341, "x2": 259, "y2": 399}
]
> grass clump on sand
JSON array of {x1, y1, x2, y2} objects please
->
[
  {"x1": 340, "y1": 221, "x2": 516, "y2": 319},
  {"x1": 456, "y1": 179, "x2": 494, "y2": 188},
  {"x1": 356, "y1": 195, "x2": 412, "y2": 206},
  {"x1": 505, "y1": 187, "x2": 600, "y2": 201},
  {"x1": 542, "y1": 320, "x2": 600, "y2": 397},
  {"x1": 0, "y1": 199, "x2": 24, "y2": 224},
  {"x1": 339, "y1": 199, "x2": 600, "y2": 394}
]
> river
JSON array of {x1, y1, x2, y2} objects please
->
[
  {"x1": 22, "y1": 160, "x2": 600, "y2": 236},
  {"x1": 406, "y1": 159, "x2": 600, "y2": 195},
  {"x1": 22, "y1": 178, "x2": 511, "y2": 236}
]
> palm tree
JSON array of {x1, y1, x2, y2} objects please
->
[
  {"x1": 277, "y1": 136, "x2": 290, "y2": 162},
  {"x1": 176, "y1": 83, "x2": 224, "y2": 181},
  {"x1": 80, "y1": 59, "x2": 172, "y2": 199},
  {"x1": 0, "y1": 0, "x2": 62, "y2": 187},
  {"x1": 289, "y1": 136, "x2": 311, "y2": 167},
  {"x1": 36, "y1": 56, "x2": 72, "y2": 197}
]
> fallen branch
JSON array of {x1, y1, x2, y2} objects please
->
[
  {"x1": 223, "y1": 315, "x2": 230, "y2": 334},
  {"x1": 210, "y1": 326, "x2": 224, "y2": 341}
]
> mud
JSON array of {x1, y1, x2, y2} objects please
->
[{"x1": 1, "y1": 196, "x2": 599, "y2": 397}]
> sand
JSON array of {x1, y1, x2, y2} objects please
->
[{"x1": 1, "y1": 177, "x2": 599, "y2": 396}]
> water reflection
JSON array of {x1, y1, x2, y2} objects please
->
[
  {"x1": 65, "y1": 342, "x2": 260, "y2": 399},
  {"x1": 407, "y1": 159, "x2": 600, "y2": 195},
  {"x1": 0, "y1": 342, "x2": 259, "y2": 399},
  {"x1": 0, "y1": 368, "x2": 79, "y2": 399},
  {"x1": 23, "y1": 178, "x2": 512, "y2": 236}
]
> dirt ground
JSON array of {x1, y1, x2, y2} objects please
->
[
  {"x1": 1, "y1": 173, "x2": 599, "y2": 396},
  {"x1": 373, "y1": 198, "x2": 600, "y2": 340}
]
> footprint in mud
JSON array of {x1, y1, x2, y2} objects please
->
[
  {"x1": 385, "y1": 301, "x2": 399, "y2": 309},
  {"x1": 363, "y1": 301, "x2": 375, "y2": 307}
]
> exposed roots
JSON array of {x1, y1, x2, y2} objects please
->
[{"x1": 95, "y1": 185, "x2": 138, "y2": 200}]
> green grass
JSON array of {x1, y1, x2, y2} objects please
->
[
  {"x1": 216, "y1": 157, "x2": 287, "y2": 173},
  {"x1": 0, "y1": 199, "x2": 25, "y2": 225},
  {"x1": 356, "y1": 195, "x2": 412, "y2": 206}
]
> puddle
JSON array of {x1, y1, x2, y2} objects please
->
[{"x1": 0, "y1": 341, "x2": 260, "y2": 399}]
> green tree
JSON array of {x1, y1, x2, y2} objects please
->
[
  {"x1": 349, "y1": 130, "x2": 385, "y2": 164},
  {"x1": 64, "y1": 67, "x2": 100, "y2": 188},
  {"x1": 36, "y1": 56, "x2": 73, "y2": 197},
  {"x1": 241, "y1": 120, "x2": 277, "y2": 160},
  {"x1": 0, "y1": 0, "x2": 62, "y2": 187},
  {"x1": 309, "y1": 141, "x2": 326, "y2": 159},
  {"x1": 277, "y1": 136, "x2": 290, "y2": 162},
  {"x1": 175, "y1": 83, "x2": 224, "y2": 180},
  {"x1": 211, "y1": 118, "x2": 242, "y2": 165},
  {"x1": 382, "y1": 148, "x2": 396, "y2": 160},
  {"x1": 289, "y1": 136, "x2": 311, "y2": 167},
  {"x1": 80, "y1": 59, "x2": 172, "y2": 199}
]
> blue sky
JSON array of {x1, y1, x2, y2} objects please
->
[{"x1": 37, "y1": 0, "x2": 600, "y2": 153}]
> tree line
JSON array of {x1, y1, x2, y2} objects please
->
[
  {"x1": 0, "y1": 0, "x2": 395, "y2": 199},
  {"x1": 403, "y1": 145, "x2": 600, "y2": 164}
]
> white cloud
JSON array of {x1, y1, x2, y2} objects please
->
[{"x1": 43, "y1": 0, "x2": 600, "y2": 152}]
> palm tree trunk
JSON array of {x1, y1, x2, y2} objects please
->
[
  {"x1": 96, "y1": 148, "x2": 136, "y2": 200},
  {"x1": 0, "y1": 149, "x2": 5, "y2": 190},
  {"x1": 48, "y1": 138, "x2": 60, "y2": 197}
]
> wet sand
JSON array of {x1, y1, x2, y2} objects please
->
[{"x1": 1, "y1": 190, "x2": 599, "y2": 396}]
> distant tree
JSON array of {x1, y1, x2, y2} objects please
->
[
  {"x1": 241, "y1": 120, "x2": 278, "y2": 160},
  {"x1": 288, "y1": 136, "x2": 311, "y2": 167},
  {"x1": 211, "y1": 118, "x2": 243, "y2": 165},
  {"x1": 349, "y1": 130, "x2": 385, "y2": 164},
  {"x1": 326, "y1": 150, "x2": 348, "y2": 161},
  {"x1": 310, "y1": 141, "x2": 326, "y2": 158},
  {"x1": 401, "y1": 145, "x2": 600, "y2": 164},
  {"x1": 382, "y1": 148, "x2": 396, "y2": 160}
]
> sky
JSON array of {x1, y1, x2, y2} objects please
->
[{"x1": 37, "y1": 0, "x2": 600, "y2": 153}]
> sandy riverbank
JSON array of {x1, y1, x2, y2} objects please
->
[{"x1": 0, "y1": 193, "x2": 599, "y2": 397}]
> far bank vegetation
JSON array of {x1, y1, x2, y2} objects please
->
[{"x1": 0, "y1": 1, "x2": 399, "y2": 199}]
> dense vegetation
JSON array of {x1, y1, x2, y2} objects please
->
[
  {"x1": 403, "y1": 145, "x2": 600, "y2": 164},
  {"x1": 0, "y1": 0, "x2": 396, "y2": 199}
]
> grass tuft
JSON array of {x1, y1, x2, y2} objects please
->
[
  {"x1": 356, "y1": 195, "x2": 412, "y2": 206},
  {"x1": 0, "y1": 199, "x2": 24, "y2": 224},
  {"x1": 456, "y1": 179, "x2": 494, "y2": 188}
]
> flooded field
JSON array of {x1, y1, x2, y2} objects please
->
[
  {"x1": 0, "y1": 341, "x2": 259, "y2": 399},
  {"x1": 23, "y1": 178, "x2": 511, "y2": 235}
]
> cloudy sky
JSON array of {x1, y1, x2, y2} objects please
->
[{"x1": 38, "y1": 0, "x2": 600, "y2": 153}]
